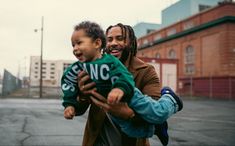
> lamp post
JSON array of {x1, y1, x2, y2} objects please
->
[
  {"x1": 40, "y1": 16, "x2": 44, "y2": 98},
  {"x1": 35, "y1": 16, "x2": 44, "y2": 98}
]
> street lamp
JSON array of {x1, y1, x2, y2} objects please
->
[{"x1": 35, "y1": 16, "x2": 44, "y2": 98}]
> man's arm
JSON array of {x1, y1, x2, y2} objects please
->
[
  {"x1": 127, "y1": 64, "x2": 161, "y2": 125},
  {"x1": 141, "y1": 65, "x2": 161, "y2": 99}
]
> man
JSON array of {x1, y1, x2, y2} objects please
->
[{"x1": 77, "y1": 23, "x2": 166, "y2": 146}]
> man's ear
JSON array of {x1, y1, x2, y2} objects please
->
[{"x1": 94, "y1": 38, "x2": 102, "y2": 49}]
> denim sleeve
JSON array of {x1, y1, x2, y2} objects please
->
[{"x1": 128, "y1": 88, "x2": 175, "y2": 124}]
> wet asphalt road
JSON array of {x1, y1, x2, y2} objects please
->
[{"x1": 0, "y1": 98, "x2": 235, "y2": 146}]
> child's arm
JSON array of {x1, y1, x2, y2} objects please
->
[
  {"x1": 64, "y1": 106, "x2": 76, "y2": 119},
  {"x1": 109, "y1": 56, "x2": 135, "y2": 103},
  {"x1": 61, "y1": 62, "x2": 90, "y2": 117}
]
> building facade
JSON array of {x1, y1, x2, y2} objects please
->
[
  {"x1": 29, "y1": 56, "x2": 74, "y2": 88},
  {"x1": 133, "y1": 22, "x2": 162, "y2": 38},
  {"x1": 162, "y1": 0, "x2": 221, "y2": 27},
  {"x1": 137, "y1": 2, "x2": 235, "y2": 99},
  {"x1": 132, "y1": 0, "x2": 221, "y2": 39}
]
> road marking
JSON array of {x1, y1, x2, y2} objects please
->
[{"x1": 172, "y1": 116, "x2": 235, "y2": 125}]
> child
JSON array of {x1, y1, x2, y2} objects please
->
[{"x1": 61, "y1": 21, "x2": 183, "y2": 139}]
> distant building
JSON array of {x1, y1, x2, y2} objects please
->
[
  {"x1": 137, "y1": 2, "x2": 235, "y2": 99},
  {"x1": 133, "y1": 0, "x2": 221, "y2": 38},
  {"x1": 29, "y1": 56, "x2": 74, "y2": 87},
  {"x1": 133, "y1": 22, "x2": 162, "y2": 38},
  {"x1": 162, "y1": 0, "x2": 221, "y2": 27}
]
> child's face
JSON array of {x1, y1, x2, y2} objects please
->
[{"x1": 71, "y1": 30, "x2": 101, "y2": 62}]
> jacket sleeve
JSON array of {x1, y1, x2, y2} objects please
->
[
  {"x1": 135, "y1": 64, "x2": 161, "y2": 100},
  {"x1": 129, "y1": 64, "x2": 161, "y2": 126},
  {"x1": 141, "y1": 65, "x2": 161, "y2": 99},
  {"x1": 61, "y1": 63, "x2": 90, "y2": 115},
  {"x1": 110, "y1": 58, "x2": 135, "y2": 102}
]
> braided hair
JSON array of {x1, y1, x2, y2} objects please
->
[{"x1": 105, "y1": 23, "x2": 137, "y2": 57}]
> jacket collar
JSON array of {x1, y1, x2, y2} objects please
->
[{"x1": 123, "y1": 54, "x2": 148, "y2": 78}]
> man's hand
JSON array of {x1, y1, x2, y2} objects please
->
[
  {"x1": 64, "y1": 106, "x2": 76, "y2": 120},
  {"x1": 78, "y1": 71, "x2": 97, "y2": 95},
  {"x1": 77, "y1": 71, "x2": 96, "y2": 102},
  {"x1": 107, "y1": 88, "x2": 124, "y2": 104},
  {"x1": 90, "y1": 91, "x2": 134, "y2": 120}
]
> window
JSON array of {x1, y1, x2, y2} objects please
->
[
  {"x1": 50, "y1": 76, "x2": 55, "y2": 79},
  {"x1": 154, "y1": 34, "x2": 162, "y2": 41},
  {"x1": 146, "y1": 29, "x2": 155, "y2": 34},
  {"x1": 167, "y1": 28, "x2": 176, "y2": 36},
  {"x1": 63, "y1": 63, "x2": 72, "y2": 71},
  {"x1": 155, "y1": 53, "x2": 161, "y2": 59},
  {"x1": 35, "y1": 62, "x2": 38, "y2": 65},
  {"x1": 199, "y1": 4, "x2": 211, "y2": 12},
  {"x1": 168, "y1": 49, "x2": 176, "y2": 59},
  {"x1": 143, "y1": 39, "x2": 148, "y2": 45},
  {"x1": 183, "y1": 21, "x2": 194, "y2": 30},
  {"x1": 184, "y1": 46, "x2": 195, "y2": 74}
]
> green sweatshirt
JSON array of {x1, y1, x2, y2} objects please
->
[{"x1": 61, "y1": 54, "x2": 135, "y2": 108}]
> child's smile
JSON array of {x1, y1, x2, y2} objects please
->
[{"x1": 73, "y1": 51, "x2": 84, "y2": 61}]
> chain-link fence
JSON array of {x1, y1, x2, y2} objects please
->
[
  {"x1": 178, "y1": 76, "x2": 235, "y2": 99},
  {"x1": 1, "y1": 69, "x2": 22, "y2": 96}
]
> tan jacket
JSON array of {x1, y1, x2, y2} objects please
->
[{"x1": 81, "y1": 55, "x2": 161, "y2": 146}]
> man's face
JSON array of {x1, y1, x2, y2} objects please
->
[{"x1": 106, "y1": 26, "x2": 130, "y2": 60}]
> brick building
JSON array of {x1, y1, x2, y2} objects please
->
[{"x1": 137, "y1": 2, "x2": 235, "y2": 99}]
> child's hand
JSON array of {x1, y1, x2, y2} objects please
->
[
  {"x1": 107, "y1": 88, "x2": 124, "y2": 104},
  {"x1": 64, "y1": 106, "x2": 75, "y2": 119}
]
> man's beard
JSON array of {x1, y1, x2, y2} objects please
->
[
  {"x1": 105, "y1": 47, "x2": 130, "y2": 63},
  {"x1": 119, "y1": 47, "x2": 130, "y2": 63}
]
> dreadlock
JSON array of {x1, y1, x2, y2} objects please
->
[{"x1": 105, "y1": 23, "x2": 137, "y2": 57}]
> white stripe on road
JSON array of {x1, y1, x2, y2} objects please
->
[{"x1": 172, "y1": 116, "x2": 235, "y2": 125}]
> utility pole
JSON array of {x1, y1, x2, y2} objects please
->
[
  {"x1": 34, "y1": 17, "x2": 44, "y2": 98},
  {"x1": 35, "y1": 16, "x2": 44, "y2": 98},
  {"x1": 40, "y1": 16, "x2": 44, "y2": 98}
]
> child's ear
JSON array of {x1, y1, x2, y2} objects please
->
[{"x1": 94, "y1": 38, "x2": 102, "y2": 49}]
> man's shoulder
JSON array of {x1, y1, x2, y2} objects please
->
[{"x1": 131, "y1": 56, "x2": 153, "y2": 70}]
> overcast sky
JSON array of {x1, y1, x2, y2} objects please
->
[{"x1": 0, "y1": 0, "x2": 179, "y2": 77}]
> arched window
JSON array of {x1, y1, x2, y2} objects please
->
[
  {"x1": 168, "y1": 49, "x2": 176, "y2": 59},
  {"x1": 184, "y1": 46, "x2": 195, "y2": 74},
  {"x1": 155, "y1": 53, "x2": 161, "y2": 59}
]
